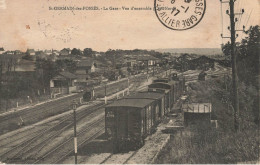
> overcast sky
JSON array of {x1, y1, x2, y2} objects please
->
[{"x1": 0, "y1": 0, "x2": 259, "y2": 51}]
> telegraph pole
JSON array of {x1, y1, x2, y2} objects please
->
[
  {"x1": 229, "y1": 0, "x2": 240, "y2": 132},
  {"x1": 221, "y1": 0, "x2": 244, "y2": 132},
  {"x1": 105, "y1": 84, "x2": 107, "y2": 104},
  {"x1": 72, "y1": 100, "x2": 78, "y2": 164}
]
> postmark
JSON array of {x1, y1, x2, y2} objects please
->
[{"x1": 154, "y1": 0, "x2": 206, "y2": 31}]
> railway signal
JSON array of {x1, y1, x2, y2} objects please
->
[{"x1": 72, "y1": 100, "x2": 78, "y2": 164}]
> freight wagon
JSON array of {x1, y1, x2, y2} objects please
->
[
  {"x1": 105, "y1": 98, "x2": 158, "y2": 153},
  {"x1": 148, "y1": 81, "x2": 175, "y2": 113},
  {"x1": 104, "y1": 76, "x2": 185, "y2": 153},
  {"x1": 126, "y1": 92, "x2": 166, "y2": 123}
]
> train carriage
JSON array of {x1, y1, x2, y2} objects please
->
[
  {"x1": 105, "y1": 98, "x2": 157, "y2": 152},
  {"x1": 125, "y1": 92, "x2": 166, "y2": 124},
  {"x1": 148, "y1": 81, "x2": 175, "y2": 113}
]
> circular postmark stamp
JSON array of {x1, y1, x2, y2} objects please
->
[{"x1": 154, "y1": 0, "x2": 206, "y2": 31}]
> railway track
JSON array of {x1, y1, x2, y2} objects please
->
[
  {"x1": 0, "y1": 94, "x2": 83, "y2": 135},
  {"x1": 0, "y1": 102, "x2": 105, "y2": 163},
  {"x1": 33, "y1": 118, "x2": 105, "y2": 164},
  {"x1": 0, "y1": 70, "x2": 168, "y2": 164},
  {"x1": 0, "y1": 101, "x2": 102, "y2": 149},
  {"x1": 0, "y1": 77, "x2": 131, "y2": 135}
]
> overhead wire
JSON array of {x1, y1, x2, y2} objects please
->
[
  {"x1": 236, "y1": 0, "x2": 243, "y2": 30},
  {"x1": 241, "y1": 9, "x2": 253, "y2": 39},
  {"x1": 220, "y1": 1, "x2": 224, "y2": 46}
]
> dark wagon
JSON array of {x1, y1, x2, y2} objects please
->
[
  {"x1": 126, "y1": 92, "x2": 166, "y2": 124},
  {"x1": 105, "y1": 98, "x2": 157, "y2": 153},
  {"x1": 148, "y1": 81, "x2": 175, "y2": 113}
]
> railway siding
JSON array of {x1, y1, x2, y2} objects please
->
[{"x1": 125, "y1": 122, "x2": 172, "y2": 164}]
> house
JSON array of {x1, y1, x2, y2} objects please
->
[
  {"x1": 4, "y1": 51, "x2": 15, "y2": 55},
  {"x1": 44, "y1": 49, "x2": 53, "y2": 55},
  {"x1": 27, "y1": 49, "x2": 36, "y2": 56},
  {"x1": 75, "y1": 58, "x2": 97, "y2": 83},
  {"x1": 50, "y1": 71, "x2": 77, "y2": 94},
  {"x1": 126, "y1": 59, "x2": 137, "y2": 67},
  {"x1": 137, "y1": 55, "x2": 160, "y2": 66},
  {"x1": 60, "y1": 48, "x2": 71, "y2": 56},
  {"x1": 14, "y1": 50, "x2": 22, "y2": 55},
  {"x1": 189, "y1": 56, "x2": 215, "y2": 70},
  {"x1": 76, "y1": 58, "x2": 97, "y2": 74},
  {"x1": 0, "y1": 47, "x2": 5, "y2": 54}
]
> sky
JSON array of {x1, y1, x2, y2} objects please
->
[{"x1": 0, "y1": 0, "x2": 259, "y2": 52}]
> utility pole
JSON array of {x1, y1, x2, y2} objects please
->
[
  {"x1": 105, "y1": 84, "x2": 107, "y2": 104},
  {"x1": 220, "y1": 0, "x2": 244, "y2": 132},
  {"x1": 147, "y1": 60, "x2": 148, "y2": 74},
  {"x1": 229, "y1": 0, "x2": 240, "y2": 132},
  {"x1": 72, "y1": 100, "x2": 78, "y2": 164}
]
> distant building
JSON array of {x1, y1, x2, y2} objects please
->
[
  {"x1": 137, "y1": 55, "x2": 160, "y2": 66},
  {"x1": 4, "y1": 51, "x2": 15, "y2": 55},
  {"x1": 126, "y1": 59, "x2": 137, "y2": 67},
  {"x1": 44, "y1": 49, "x2": 52, "y2": 55},
  {"x1": 60, "y1": 48, "x2": 71, "y2": 56},
  {"x1": 50, "y1": 71, "x2": 77, "y2": 94},
  {"x1": 0, "y1": 47, "x2": 5, "y2": 54},
  {"x1": 27, "y1": 49, "x2": 36, "y2": 56},
  {"x1": 190, "y1": 56, "x2": 215, "y2": 70},
  {"x1": 75, "y1": 58, "x2": 97, "y2": 82},
  {"x1": 76, "y1": 58, "x2": 97, "y2": 74},
  {"x1": 14, "y1": 50, "x2": 22, "y2": 55}
]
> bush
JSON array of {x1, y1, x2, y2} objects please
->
[{"x1": 156, "y1": 77, "x2": 259, "y2": 164}]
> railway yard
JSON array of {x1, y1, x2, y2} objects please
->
[{"x1": 0, "y1": 65, "x2": 232, "y2": 164}]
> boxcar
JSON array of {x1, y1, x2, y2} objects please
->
[
  {"x1": 105, "y1": 98, "x2": 157, "y2": 152},
  {"x1": 148, "y1": 81, "x2": 175, "y2": 113},
  {"x1": 126, "y1": 92, "x2": 165, "y2": 124}
]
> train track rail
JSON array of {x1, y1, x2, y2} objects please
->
[
  {"x1": 0, "y1": 101, "x2": 102, "y2": 148},
  {"x1": 0, "y1": 102, "x2": 105, "y2": 163},
  {"x1": 33, "y1": 118, "x2": 105, "y2": 164},
  {"x1": 0, "y1": 70, "x2": 168, "y2": 164}
]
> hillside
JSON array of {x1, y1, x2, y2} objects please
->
[{"x1": 154, "y1": 48, "x2": 223, "y2": 56}]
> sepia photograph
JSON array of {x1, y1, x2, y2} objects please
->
[{"x1": 0, "y1": 0, "x2": 259, "y2": 164}]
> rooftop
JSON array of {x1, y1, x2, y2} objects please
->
[
  {"x1": 126, "y1": 92, "x2": 165, "y2": 100},
  {"x1": 106, "y1": 98, "x2": 155, "y2": 108},
  {"x1": 53, "y1": 71, "x2": 77, "y2": 80},
  {"x1": 77, "y1": 58, "x2": 95, "y2": 67},
  {"x1": 182, "y1": 103, "x2": 212, "y2": 113}
]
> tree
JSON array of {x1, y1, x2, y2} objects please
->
[
  {"x1": 56, "y1": 59, "x2": 77, "y2": 73},
  {"x1": 35, "y1": 59, "x2": 58, "y2": 87},
  {"x1": 222, "y1": 25, "x2": 259, "y2": 86},
  {"x1": 221, "y1": 25, "x2": 260, "y2": 124},
  {"x1": 71, "y1": 48, "x2": 82, "y2": 56},
  {"x1": 83, "y1": 48, "x2": 93, "y2": 57}
]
